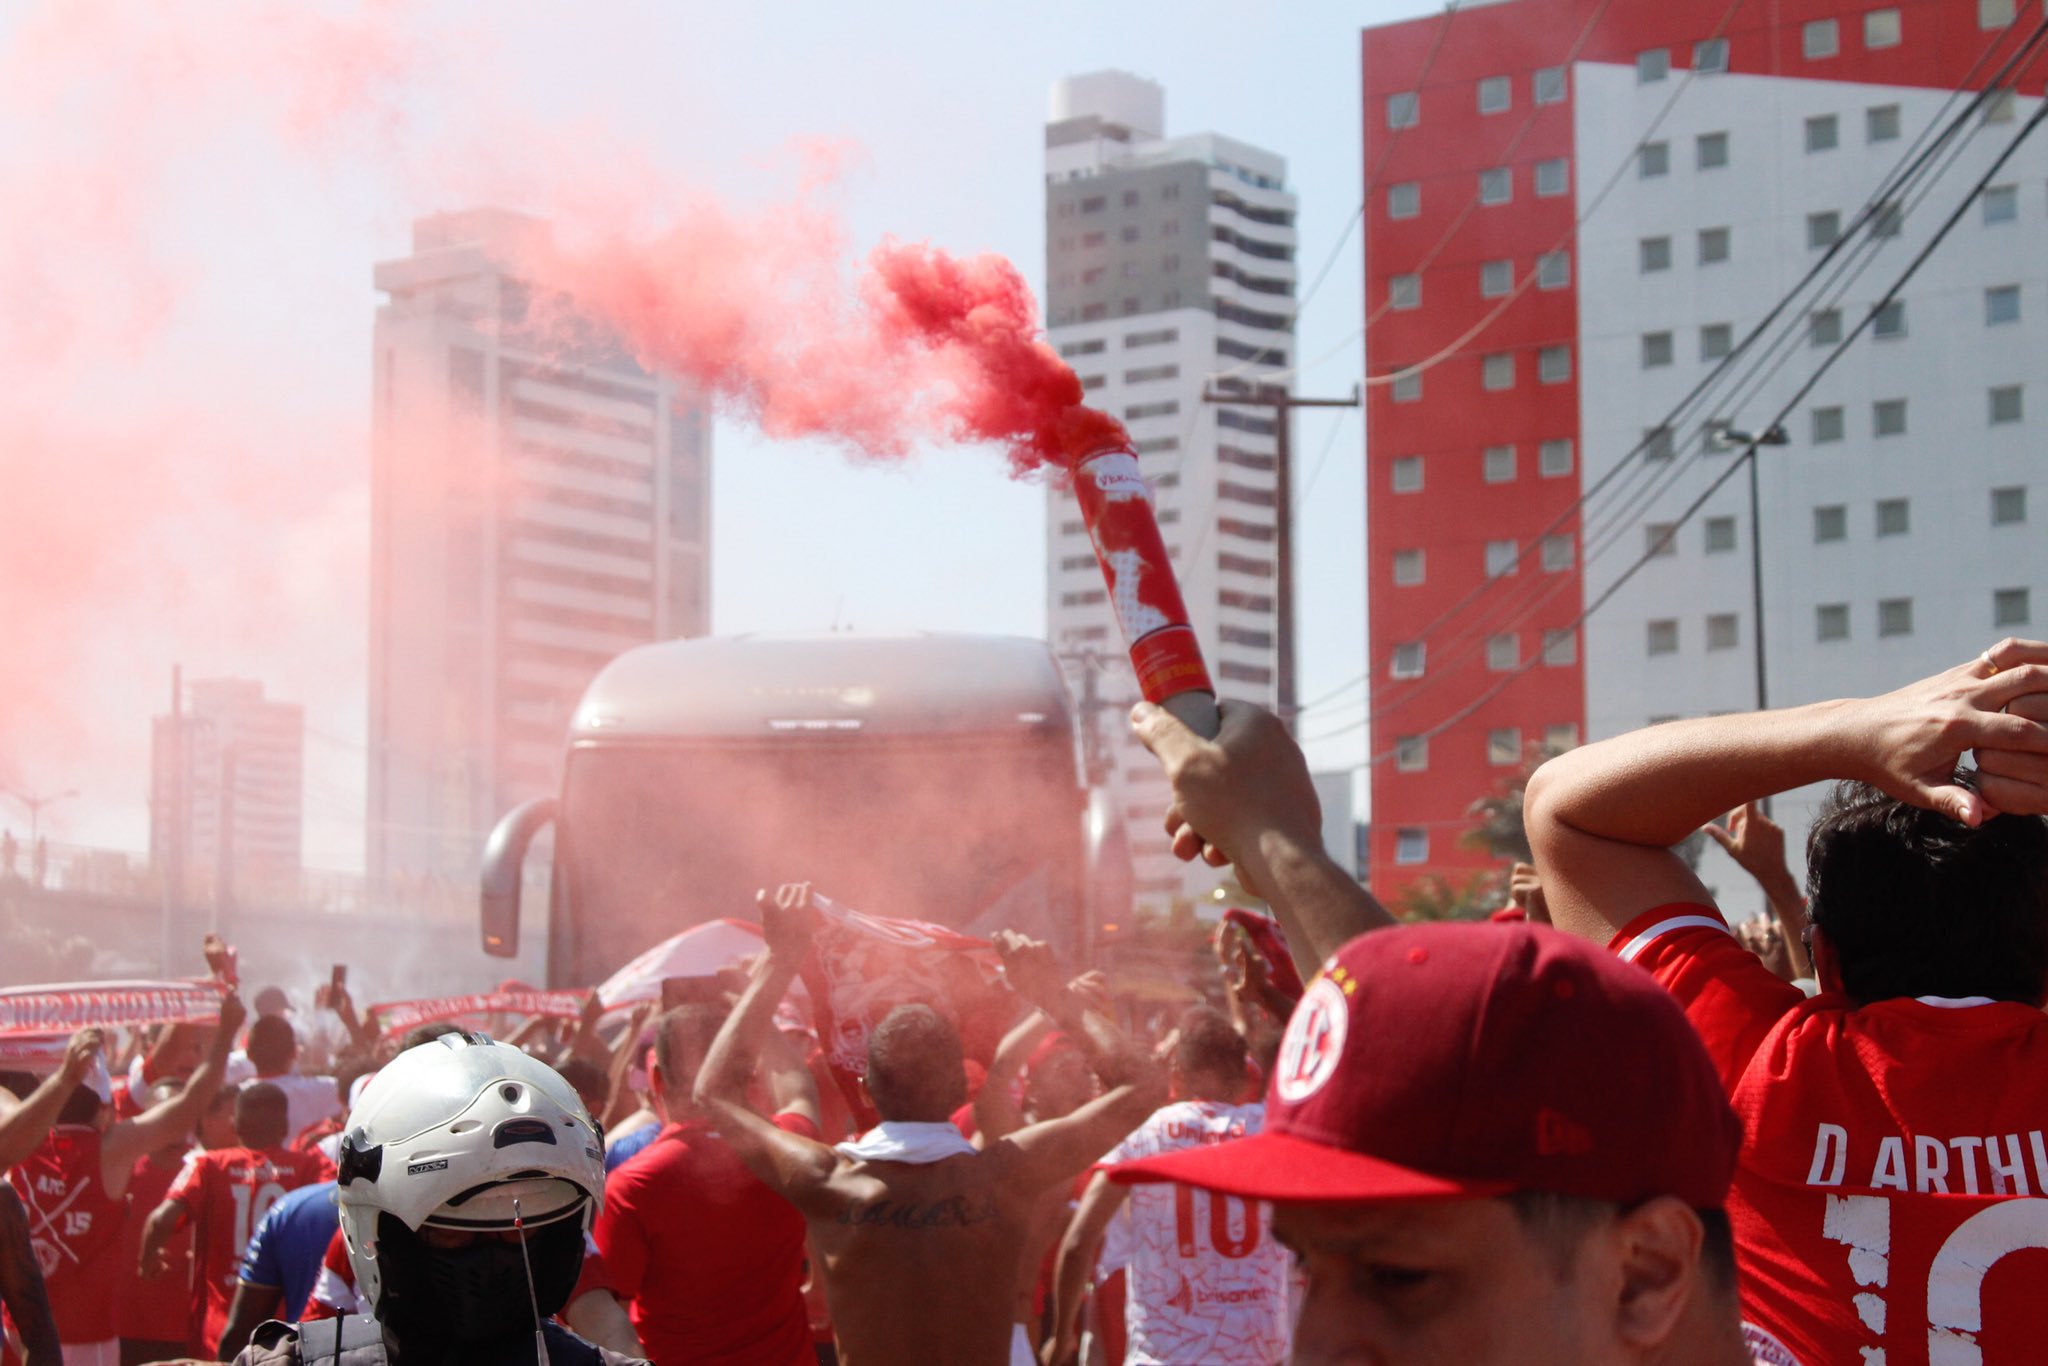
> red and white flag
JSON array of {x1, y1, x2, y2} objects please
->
[
  {"x1": 369, "y1": 989, "x2": 588, "y2": 1040},
  {"x1": 0, "y1": 979, "x2": 226, "y2": 1036}
]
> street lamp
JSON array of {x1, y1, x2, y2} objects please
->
[
  {"x1": 1, "y1": 786, "x2": 79, "y2": 848},
  {"x1": 1708, "y1": 421, "x2": 1790, "y2": 817}
]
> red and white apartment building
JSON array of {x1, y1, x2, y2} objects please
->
[{"x1": 1360, "y1": 0, "x2": 2048, "y2": 902}]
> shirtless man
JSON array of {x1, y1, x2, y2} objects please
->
[{"x1": 694, "y1": 884, "x2": 1164, "y2": 1366}]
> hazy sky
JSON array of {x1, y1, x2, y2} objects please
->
[{"x1": 0, "y1": 0, "x2": 1437, "y2": 863}]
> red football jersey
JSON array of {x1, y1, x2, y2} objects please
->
[
  {"x1": 166, "y1": 1143, "x2": 334, "y2": 1353},
  {"x1": 1615, "y1": 904, "x2": 2048, "y2": 1366},
  {"x1": 7, "y1": 1125, "x2": 127, "y2": 1343},
  {"x1": 119, "y1": 1147, "x2": 196, "y2": 1346}
]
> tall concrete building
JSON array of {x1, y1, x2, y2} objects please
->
[
  {"x1": 369, "y1": 208, "x2": 713, "y2": 884},
  {"x1": 1358, "y1": 0, "x2": 2046, "y2": 904},
  {"x1": 150, "y1": 678, "x2": 304, "y2": 906},
  {"x1": 1043, "y1": 72, "x2": 1297, "y2": 911}
]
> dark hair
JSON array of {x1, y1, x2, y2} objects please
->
[
  {"x1": 246, "y1": 1015, "x2": 299, "y2": 1074},
  {"x1": 0, "y1": 1072, "x2": 36, "y2": 1103},
  {"x1": 865, "y1": 1004, "x2": 966, "y2": 1122},
  {"x1": 1806, "y1": 781, "x2": 2048, "y2": 1005},
  {"x1": 554, "y1": 1056, "x2": 609, "y2": 1116},
  {"x1": 57, "y1": 1085, "x2": 103, "y2": 1127},
  {"x1": 235, "y1": 1081, "x2": 290, "y2": 1149},
  {"x1": 398, "y1": 1024, "x2": 462, "y2": 1054},
  {"x1": 652, "y1": 1005, "x2": 727, "y2": 1109},
  {"x1": 1506, "y1": 1191, "x2": 1735, "y2": 1293},
  {"x1": 1172, "y1": 1006, "x2": 1248, "y2": 1096},
  {"x1": 333, "y1": 1055, "x2": 378, "y2": 1106}
]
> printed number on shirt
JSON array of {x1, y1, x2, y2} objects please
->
[
  {"x1": 1172, "y1": 1184, "x2": 1259, "y2": 1259},
  {"x1": 1820, "y1": 1193, "x2": 2048, "y2": 1362},
  {"x1": 231, "y1": 1181, "x2": 288, "y2": 1256}
]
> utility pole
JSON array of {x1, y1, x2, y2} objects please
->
[
  {"x1": 1712, "y1": 423, "x2": 1788, "y2": 814},
  {"x1": 1201, "y1": 382, "x2": 1361, "y2": 733},
  {"x1": 1056, "y1": 649, "x2": 1116, "y2": 786}
]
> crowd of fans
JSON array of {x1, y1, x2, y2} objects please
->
[{"x1": 0, "y1": 640, "x2": 2040, "y2": 1364}]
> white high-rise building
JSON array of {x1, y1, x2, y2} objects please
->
[
  {"x1": 1043, "y1": 73, "x2": 1297, "y2": 911},
  {"x1": 369, "y1": 208, "x2": 712, "y2": 884}
]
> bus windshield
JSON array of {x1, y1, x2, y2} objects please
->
[{"x1": 554, "y1": 734, "x2": 1086, "y2": 984}]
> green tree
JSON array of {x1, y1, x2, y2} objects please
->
[{"x1": 1395, "y1": 871, "x2": 1503, "y2": 923}]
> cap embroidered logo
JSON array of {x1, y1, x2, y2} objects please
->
[
  {"x1": 1276, "y1": 977, "x2": 1348, "y2": 1103},
  {"x1": 1535, "y1": 1107, "x2": 1593, "y2": 1157}
]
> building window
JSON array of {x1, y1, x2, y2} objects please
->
[
  {"x1": 1638, "y1": 48, "x2": 1670, "y2": 83},
  {"x1": 1391, "y1": 455, "x2": 1424, "y2": 493},
  {"x1": 1535, "y1": 158, "x2": 1569, "y2": 197},
  {"x1": 1876, "y1": 497, "x2": 1910, "y2": 536},
  {"x1": 1865, "y1": 9, "x2": 1902, "y2": 48},
  {"x1": 1478, "y1": 75, "x2": 1511, "y2": 114},
  {"x1": 1541, "y1": 535, "x2": 1574, "y2": 571},
  {"x1": 1392, "y1": 549, "x2": 1426, "y2": 586},
  {"x1": 1542, "y1": 629, "x2": 1577, "y2": 666},
  {"x1": 1059, "y1": 338, "x2": 1106, "y2": 358},
  {"x1": 1395, "y1": 736, "x2": 1429, "y2": 772},
  {"x1": 1489, "y1": 728, "x2": 1523, "y2": 765},
  {"x1": 1981, "y1": 0, "x2": 2016, "y2": 26},
  {"x1": 1812, "y1": 405, "x2": 1846, "y2": 443},
  {"x1": 1985, "y1": 89, "x2": 2017, "y2": 124},
  {"x1": 1817, "y1": 603, "x2": 1851, "y2": 641},
  {"x1": 1706, "y1": 613, "x2": 1739, "y2": 651},
  {"x1": 1810, "y1": 309, "x2": 1842, "y2": 346},
  {"x1": 1700, "y1": 323, "x2": 1733, "y2": 361},
  {"x1": 1990, "y1": 384, "x2": 2024, "y2": 424},
  {"x1": 1387, "y1": 91, "x2": 1419, "y2": 128},
  {"x1": 1486, "y1": 633, "x2": 1519, "y2": 672},
  {"x1": 1804, "y1": 18, "x2": 1839, "y2": 58},
  {"x1": 1534, "y1": 66, "x2": 1567, "y2": 104},
  {"x1": 1874, "y1": 398, "x2": 1907, "y2": 436},
  {"x1": 1808, "y1": 211, "x2": 1842, "y2": 249},
  {"x1": 1994, "y1": 588, "x2": 2031, "y2": 628},
  {"x1": 1395, "y1": 828, "x2": 1429, "y2": 865},
  {"x1": 1391, "y1": 369, "x2": 1422, "y2": 402},
  {"x1": 1696, "y1": 132, "x2": 1730, "y2": 170},
  {"x1": 1389, "y1": 273, "x2": 1421, "y2": 310},
  {"x1": 1483, "y1": 352, "x2": 1516, "y2": 391},
  {"x1": 1991, "y1": 486, "x2": 2027, "y2": 524},
  {"x1": 1646, "y1": 523, "x2": 1678, "y2": 557},
  {"x1": 1986, "y1": 284, "x2": 2021, "y2": 325},
  {"x1": 1698, "y1": 227, "x2": 1731, "y2": 264},
  {"x1": 1121, "y1": 225, "x2": 1139, "y2": 243},
  {"x1": 1647, "y1": 619, "x2": 1679, "y2": 655},
  {"x1": 1485, "y1": 539, "x2": 1520, "y2": 578},
  {"x1": 1878, "y1": 597, "x2": 1913, "y2": 637},
  {"x1": 1124, "y1": 401, "x2": 1180, "y2": 420},
  {"x1": 1123, "y1": 364, "x2": 1180, "y2": 383},
  {"x1": 1694, "y1": 37, "x2": 1729, "y2": 73},
  {"x1": 1544, "y1": 723, "x2": 1581, "y2": 754},
  {"x1": 1479, "y1": 168, "x2": 1512, "y2": 205},
  {"x1": 1814, "y1": 504, "x2": 1848, "y2": 542},
  {"x1": 1704, "y1": 516, "x2": 1737, "y2": 552},
  {"x1": 1642, "y1": 331, "x2": 1674, "y2": 368},
  {"x1": 1481, "y1": 259, "x2": 1515, "y2": 298},
  {"x1": 1539, "y1": 438, "x2": 1574, "y2": 477},
  {"x1": 1391, "y1": 642, "x2": 1425, "y2": 678},
  {"x1": 1872, "y1": 300, "x2": 1906, "y2": 338},
  {"x1": 1867, "y1": 104, "x2": 1902, "y2": 142},
  {"x1": 1484, "y1": 444, "x2": 1517, "y2": 483},
  {"x1": 1537, "y1": 251, "x2": 1571, "y2": 289},
  {"x1": 1806, "y1": 114, "x2": 1839, "y2": 152},
  {"x1": 1644, "y1": 426, "x2": 1676, "y2": 462},
  {"x1": 1983, "y1": 185, "x2": 2018, "y2": 224},
  {"x1": 1638, "y1": 141, "x2": 1670, "y2": 178},
  {"x1": 1640, "y1": 236, "x2": 1673, "y2": 273},
  {"x1": 1080, "y1": 195, "x2": 1106, "y2": 213},
  {"x1": 1389, "y1": 182, "x2": 1421, "y2": 219},
  {"x1": 1872, "y1": 200, "x2": 1904, "y2": 238},
  {"x1": 1122, "y1": 189, "x2": 1140, "y2": 207},
  {"x1": 1539, "y1": 346, "x2": 1572, "y2": 384}
]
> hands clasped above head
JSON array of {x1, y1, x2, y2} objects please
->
[{"x1": 1859, "y1": 636, "x2": 2048, "y2": 825}]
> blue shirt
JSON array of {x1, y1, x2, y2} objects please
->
[
  {"x1": 238, "y1": 1179, "x2": 339, "y2": 1316},
  {"x1": 604, "y1": 1124, "x2": 660, "y2": 1173}
]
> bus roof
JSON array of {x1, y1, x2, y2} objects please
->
[{"x1": 570, "y1": 633, "x2": 1077, "y2": 742}]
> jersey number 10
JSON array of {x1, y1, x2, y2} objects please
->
[{"x1": 1173, "y1": 1184, "x2": 1260, "y2": 1260}]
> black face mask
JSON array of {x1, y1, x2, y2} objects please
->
[{"x1": 374, "y1": 1210, "x2": 585, "y2": 1350}]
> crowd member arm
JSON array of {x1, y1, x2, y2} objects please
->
[
  {"x1": 973, "y1": 1008, "x2": 1056, "y2": 1146},
  {"x1": 1526, "y1": 641, "x2": 2048, "y2": 948},
  {"x1": 0, "y1": 1029, "x2": 102, "y2": 1171},
  {"x1": 600, "y1": 1003, "x2": 655, "y2": 1132},
  {"x1": 562, "y1": 1286, "x2": 648, "y2": 1356},
  {"x1": 0, "y1": 1185, "x2": 58, "y2": 1366},
  {"x1": 218, "y1": 1281, "x2": 284, "y2": 1359},
  {"x1": 1043, "y1": 1172, "x2": 1128, "y2": 1366},
  {"x1": 108, "y1": 993, "x2": 247, "y2": 1185},
  {"x1": 1708, "y1": 802, "x2": 1813, "y2": 980},
  {"x1": 1132, "y1": 701, "x2": 1394, "y2": 979},
  {"x1": 692, "y1": 886, "x2": 844, "y2": 1216}
]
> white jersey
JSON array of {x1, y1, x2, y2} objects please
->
[{"x1": 1103, "y1": 1100, "x2": 1290, "y2": 1365}]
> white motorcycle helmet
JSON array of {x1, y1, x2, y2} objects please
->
[{"x1": 335, "y1": 1032, "x2": 604, "y2": 1332}]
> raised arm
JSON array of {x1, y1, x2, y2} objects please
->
[
  {"x1": 973, "y1": 1007, "x2": 1054, "y2": 1146},
  {"x1": 757, "y1": 1014, "x2": 822, "y2": 1132},
  {"x1": 1525, "y1": 642, "x2": 2048, "y2": 945},
  {"x1": 1708, "y1": 802, "x2": 1812, "y2": 979},
  {"x1": 1133, "y1": 701, "x2": 1392, "y2": 978},
  {"x1": 0, "y1": 1029, "x2": 102, "y2": 1171},
  {"x1": 107, "y1": 992, "x2": 246, "y2": 1172},
  {"x1": 1044, "y1": 1172, "x2": 1130, "y2": 1366},
  {"x1": 692, "y1": 885, "x2": 841, "y2": 1213}
]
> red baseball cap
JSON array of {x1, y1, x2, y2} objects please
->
[{"x1": 1109, "y1": 922, "x2": 1740, "y2": 1209}]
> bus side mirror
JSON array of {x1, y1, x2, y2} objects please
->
[{"x1": 480, "y1": 797, "x2": 558, "y2": 958}]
